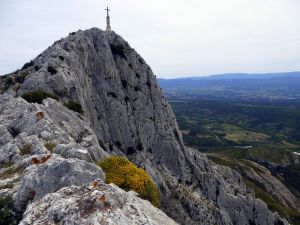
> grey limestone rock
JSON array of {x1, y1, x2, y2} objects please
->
[
  {"x1": 20, "y1": 180, "x2": 179, "y2": 225},
  {"x1": 0, "y1": 94, "x2": 108, "y2": 165},
  {"x1": 15, "y1": 155, "x2": 105, "y2": 211}
]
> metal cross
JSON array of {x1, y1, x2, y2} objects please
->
[{"x1": 105, "y1": 7, "x2": 111, "y2": 17}]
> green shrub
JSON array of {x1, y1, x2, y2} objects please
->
[
  {"x1": 44, "y1": 142, "x2": 56, "y2": 152},
  {"x1": 0, "y1": 195, "x2": 22, "y2": 225},
  {"x1": 4, "y1": 77, "x2": 13, "y2": 89},
  {"x1": 21, "y1": 60, "x2": 34, "y2": 70},
  {"x1": 63, "y1": 100, "x2": 84, "y2": 114},
  {"x1": 21, "y1": 91, "x2": 58, "y2": 104},
  {"x1": 98, "y1": 156, "x2": 159, "y2": 207}
]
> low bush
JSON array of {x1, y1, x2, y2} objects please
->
[
  {"x1": 44, "y1": 142, "x2": 56, "y2": 152},
  {"x1": 0, "y1": 195, "x2": 22, "y2": 225},
  {"x1": 63, "y1": 100, "x2": 84, "y2": 114},
  {"x1": 98, "y1": 156, "x2": 159, "y2": 207},
  {"x1": 21, "y1": 90, "x2": 58, "y2": 104},
  {"x1": 109, "y1": 44, "x2": 127, "y2": 59},
  {"x1": 21, "y1": 60, "x2": 34, "y2": 70},
  {"x1": 47, "y1": 66, "x2": 57, "y2": 75}
]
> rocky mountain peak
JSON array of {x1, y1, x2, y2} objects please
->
[{"x1": 0, "y1": 28, "x2": 289, "y2": 225}]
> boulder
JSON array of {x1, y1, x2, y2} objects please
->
[
  {"x1": 15, "y1": 155, "x2": 105, "y2": 211},
  {"x1": 20, "y1": 180, "x2": 178, "y2": 225}
]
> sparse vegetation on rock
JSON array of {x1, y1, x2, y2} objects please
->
[
  {"x1": 19, "y1": 143, "x2": 32, "y2": 155},
  {"x1": 0, "y1": 195, "x2": 22, "y2": 225},
  {"x1": 21, "y1": 90, "x2": 58, "y2": 104},
  {"x1": 44, "y1": 142, "x2": 57, "y2": 152},
  {"x1": 98, "y1": 156, "x2": 159, "y2": 207},
  {"x1": 47, "y1": 66, "x2": 57, "y2": 75},
  {"x1": 64, "y1": 100, "x2": 84, "y2": 114},
  {"x1": 21, "y1": 60, "x2": 34, "y2": 70}
]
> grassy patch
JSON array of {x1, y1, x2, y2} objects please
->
[
  {"x1": 0, "y1": 162, "x2": 14, "y2": 169},
  {"x1": 222, "y1": 123, "x2": 270, "y2": 143},
  {"x1": 247, "y1": 145, "x2": 293, "y2": 164},
  {"x1": 19, "y1": 143, "x2": 32, "y2": 155},
  {"x1": 0, "y1": 166, "x2": 23, "y2": 180},
  {"x1": 0, "y1": 184, "x2": 14, "y2": 190}
]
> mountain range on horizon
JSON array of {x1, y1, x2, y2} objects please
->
[
  {"x1": 158, "y1": 71, "x2": 300, "y2": 101},
  {"x1": 159, "y1": 71, "x2": 300, "y2": 80}
]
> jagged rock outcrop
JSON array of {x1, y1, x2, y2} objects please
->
[
  {"x1": 0, "y1": 94, "x2": 108, "y2": 165},
  {"x1": 15, "y1": 155, "x2": 105, "y2": 211},
  {"x1": 0, "y1": 28, "x2": 290, "y2": 224},
  {"x1": 20, "y1": 180, "x2": 178, "y2": 225},
  {"x1": 242, "y1": 160, "x2": 300, "y2": 211},
  {"x1": 0, "y1": 92, "x2": 176, "y2": 225},
  {"x1": 0, "y1": 93, "x2": 107, "y2": 198}
]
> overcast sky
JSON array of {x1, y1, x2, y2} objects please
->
[{"x1": 0, "y1": 0, "x2": 299, "y2": 78}]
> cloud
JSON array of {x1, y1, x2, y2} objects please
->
[{"x1": 0, "y1": 0, "x2": 299, "y2": 77}]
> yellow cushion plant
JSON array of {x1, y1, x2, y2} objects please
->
[{"x1": 98, "y1": 156, "x2": 159, "y2": 207}]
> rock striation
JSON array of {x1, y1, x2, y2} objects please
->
[
  {"x1": 0, "y1": 28, "x2": 290, "y2": 224},
  {"x1": 20, "y1": 180, "x2": 178, "y2": 225}
]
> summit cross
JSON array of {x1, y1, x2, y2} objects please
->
[
  {"x1": 105, "y1": 6, "x2": 112, "y2": 32},
  {"x1": 105, "y1": 7, "x2": 111, "y2": 17}
]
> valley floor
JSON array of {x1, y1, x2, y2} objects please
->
[{"x1": 169, "y1": 99, "x2": 300, "y2": 224}]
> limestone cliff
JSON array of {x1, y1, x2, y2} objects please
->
[{"x1": 0, "y1": 28, "x2": 289, "y2": 225}]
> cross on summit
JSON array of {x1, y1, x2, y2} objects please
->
[
  {"x1": 105, "y1": 7, "x2": 111, "y2": 32},
  {"x1": 105, "y1": 7, "x2": 110, "y2": 16}
]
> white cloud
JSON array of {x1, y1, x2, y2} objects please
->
[{"x1": 0, "y1": 0, "x2": 299, "y2": 77}]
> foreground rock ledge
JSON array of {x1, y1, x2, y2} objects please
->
[{"x1": 20, "y1": 180, "x2": 178, "y2": 225}]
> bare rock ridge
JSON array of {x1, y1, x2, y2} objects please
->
[
  {"x1": 20, "y1": 180, "x2": 179, "y2": 225},
  {"x1": 0, "y1": 28, "x2": 289, "y2": 224},
  {"x1": 0, "y1": 94, "x2": 177, "y2": 225}
]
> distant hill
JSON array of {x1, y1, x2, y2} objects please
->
[{"x1": 158, "y1": 72, "x2": 300, "y2": 101}]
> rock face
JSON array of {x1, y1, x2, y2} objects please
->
[
  {"x1": 242, "y1": 160, "x2": 300, "y2": 211},
  {"x1": 0, "y1": 94, "x2": 108, "y2": 165},
  {"x1": 15, "y1": 155, "x2": 105, "y2": 211},
  {"x1": 0, "y1": 93, "x2": 107, "y2": 203},
  {"x1": 0, "y1": 28, "x2": 289, "y2": 224},
  {"x1": 20, "y1": 180, "x2": 178, "y2": 225}
]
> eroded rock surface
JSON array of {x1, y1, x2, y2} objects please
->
[
  {"x1": 0, "y1": 94, "x2": 107, "y2": 166},
  {"x1": 20, "y1": 180, "x2": 178, "y2": 225},
  {"x1": 15, "y1": 155, "x2": 105, "y2": 211}
]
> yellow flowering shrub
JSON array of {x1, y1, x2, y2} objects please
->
[{"x1": 98, "y1": 156, "x2": 159, "y2": 207}]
